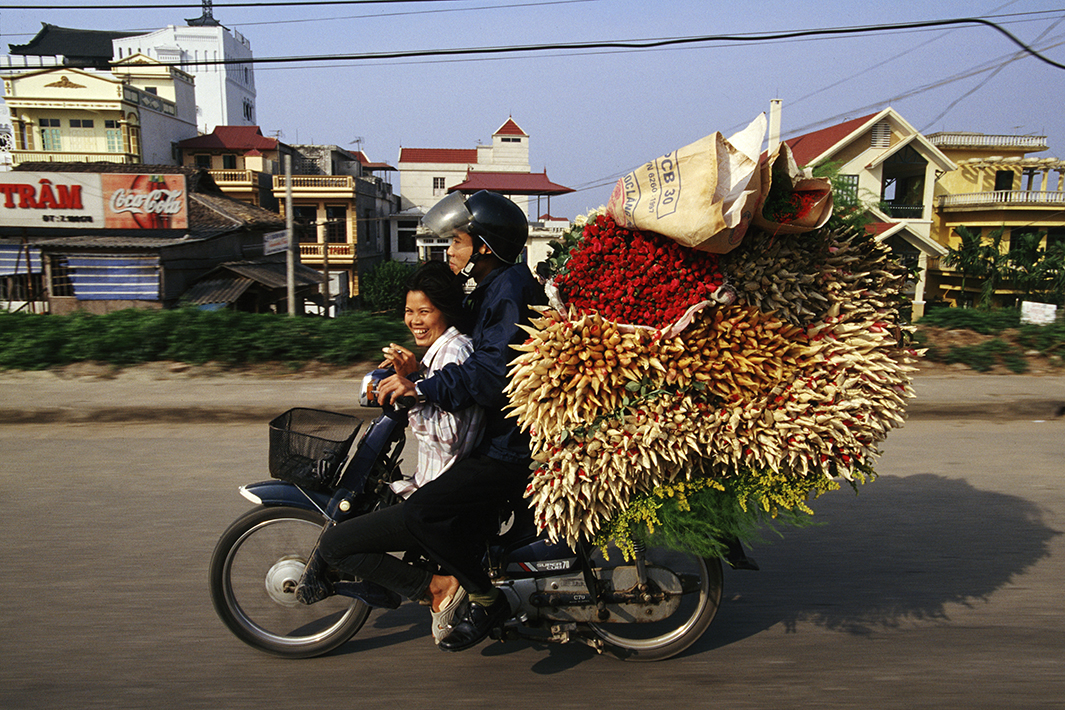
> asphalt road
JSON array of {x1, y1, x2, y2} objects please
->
[{"x1": 0, "y1": 418, "x2": 1062, "y2": 710}]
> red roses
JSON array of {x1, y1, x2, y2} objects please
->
[{"x1": 555, "y1": 213, "x2": 725, "y2": 328}]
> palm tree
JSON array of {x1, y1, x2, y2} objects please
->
[
  {"x1": 943, "y1": 226, "x2": 988, "y2": 307},
  {"x1": 1007, "y1": 230, "x2": 1047, "y2": 302},
  {"x1": 1039, "y1": 241, "x2": 1065, "y2": 306},
  {"x1": 977, "y1": 228, "x2": 1008, "y2": 309}
]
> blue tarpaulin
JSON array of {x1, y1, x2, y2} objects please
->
[
  {"x1": 0, "y1": 243, "x2": 41, "y2": 276},
  {"x1": 67, "y1": 256, "x2": 160, "y2": 300}
]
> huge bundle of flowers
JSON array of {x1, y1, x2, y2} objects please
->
[{"x1": 507, "y1": 210, "x2": 916, "y2": 559}]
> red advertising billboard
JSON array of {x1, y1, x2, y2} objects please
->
[{"x1": 0, "y1": 172, "x2": 187, "y2": 230}]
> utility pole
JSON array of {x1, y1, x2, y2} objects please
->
[{"x1": 285, "y1": 154, "x2": 295, "y2": 316}]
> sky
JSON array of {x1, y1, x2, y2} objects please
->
[{"x1": 3, "y1": 0, "x2": 1065, "y2": 219}]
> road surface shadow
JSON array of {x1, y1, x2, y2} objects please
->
[
  {"x1": 328, "y1": 473, "x2": 1058, "y2": 666},
  {"x1": 694, "y1": 473, "x2": 1060, "y2": 654}
]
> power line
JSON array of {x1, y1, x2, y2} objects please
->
[
  {"x1": 2, "y1": 0, "x2": 478, "y2": 8},
  {"x1": 121, "y1": 17, "x2": 1065, "y2": 71}
]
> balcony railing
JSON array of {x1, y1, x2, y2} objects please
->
[
  {"x1": 300, "y1": 243, "x2": 355, "y2": 260},
  {"x1": 273, "y1": 175, "x2": 357, "y2": 191},
  {"x1": 938, "y1": 191, "x2": 1065, "y2": 209},
  {"x1": 885, "y1": 203, "x2": 925, "y2": 219},
  {"x1": 11, "y1": 150, "x2": 137, "y2": 165},
  {"x1": 208, "y1": 169, "x2": 258, "y2": 185},
  {"x1": 927, "y1": 133, "x2": 1048, "y2": 151}
]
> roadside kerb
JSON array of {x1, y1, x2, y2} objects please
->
[{"x1": 2, "y1": 372, "x2": 1063, "y2": 425}]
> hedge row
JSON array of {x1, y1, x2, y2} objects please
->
[{"x1": 0, "y1": 308, "x2": 411, "y2": 370}]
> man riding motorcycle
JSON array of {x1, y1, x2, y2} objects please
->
[{"x1": 375, "y1": 190, "x2": 547, "y2": 651}]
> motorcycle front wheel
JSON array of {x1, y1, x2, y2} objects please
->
[
  {"x1": 209, "y1": 505, "x2": 370, "y2": 658},
  {"x1": 588, "y1": 544, "x2": 723, "y2": 661}
]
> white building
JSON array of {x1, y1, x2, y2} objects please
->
[
  {"x1": 397, "y1": 118, "x2": 532, "y2": 215},
  {"x1": 112, "y1": 23, "x2": 255, "y2": 134}
]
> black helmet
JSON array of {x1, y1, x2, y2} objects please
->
[
  {"x1": 422, "y1": 190, "x2": 528, "y2": 265},
  {"x1": 465, "y1": 190, "x2": 528, "y2": 264}
]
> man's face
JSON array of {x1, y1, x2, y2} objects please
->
[{"x1": 446, "y1": 230, "x2": 475, "y2": 275}]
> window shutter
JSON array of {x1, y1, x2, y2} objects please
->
[{"x1": 871, "y1": 121, "x2": 891, "y2": 148}]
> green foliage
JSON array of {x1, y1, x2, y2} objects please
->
[
  {"x1": 360, "y1": 260, "x2": 417, "y2": 315},
  {"x1": 538, "y1": 219, "x2": 585, "y2": 279},
  {"x1": 594, "y1": 468, "x2": 833, "y2": 561},
  {"x1": 936, "y1": 338, "x2": 1029, "y2": 373},
  {"x1": 917, "y1": 307, "x2": 1021, "y2": 334},
  {"x1": 0, "y1": 308, "x2": 410, "y2": 370}
]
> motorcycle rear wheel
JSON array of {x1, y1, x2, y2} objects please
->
[
  {"x1": 588, "y1": 545, "x2": 723, "y2": 661},
  {"x1": 209, "y1": 505, "x2": 370, "y2": 658}
]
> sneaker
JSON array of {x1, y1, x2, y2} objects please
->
[
  {"x1": 438, "y1": 595, "x2": 510, "y2": 652},
  {"x1": 430, "y1": 587, "x2": 468, "y2": 644}
]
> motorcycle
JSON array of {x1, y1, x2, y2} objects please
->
[{"x1": 209, "y1": 370, "x2": 732, "y2": 661}]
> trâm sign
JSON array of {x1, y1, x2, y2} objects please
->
[{"x1": 0, "y1": 172, "x2": 188, "y2": 230}]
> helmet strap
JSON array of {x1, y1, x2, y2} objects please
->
[{"x1": 457, "y1": 245, "x2": 489, "y2": 282}]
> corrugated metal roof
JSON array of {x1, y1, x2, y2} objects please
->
[
  {"x1": 214, "y1": 260, "x2": 324, "y2": 288},
  {"x1": 182, "y1": 276, "x2": 254, "y2": 306},
  {"x1": 35, "y1": 234, "x2": 204, "y2": 249}
]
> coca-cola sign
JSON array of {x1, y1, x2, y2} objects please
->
[
  {"x1": 101, "y1": 173, "x2": 187, "y2": 229},
  {"x1": 0, "y1": 172, "x2": 188, "y2": 230}
]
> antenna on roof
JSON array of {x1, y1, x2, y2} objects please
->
[{"x1": 350, "y1": 136, "x2": 365, "y2": 150}]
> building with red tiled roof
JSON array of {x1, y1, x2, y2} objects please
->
[
  {"x1": 778, "y1": 107, "x2": 955, "y2": 317},
  {"x1": 177, "y1": 126, "x2": 289, "y2": 209},
  {"x1": 394, "y1": 117, "x2": 574, "y2": 266},
  {"x1": 178, "y1": 126, "x2": 279, "y2": 153},
  {"x1": 396, "y1": 117, "x2": 536, "y2": 215}
]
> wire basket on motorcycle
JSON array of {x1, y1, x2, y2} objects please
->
[{"x1": 268, "y1": 408, "x2": 363, "y2": 492}]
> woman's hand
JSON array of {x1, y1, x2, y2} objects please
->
[
  {"x1": 380, "y1": 343, "x2": 418, "y2": 378},
  {"x1": 377, "y1": 373, "x2": 419, "y2": 407}
]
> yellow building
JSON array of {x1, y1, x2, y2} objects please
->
[
  {"x1": 2, "y1": 55, "x2": 197, "y2": 166},
  {"x1": 926, "y1": 132, "x2": 1065, "y2": 307},
  {"x1": 273, "y1": 145, "x2": 397, "y2": 302}
]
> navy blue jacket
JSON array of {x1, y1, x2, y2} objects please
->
[{"x1": 417, "y1": 262, "x2": 547, "y2": 463}]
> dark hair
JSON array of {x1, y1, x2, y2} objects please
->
[{"x1": 405, "y1": 261, "x2": 470, "y2": 333}]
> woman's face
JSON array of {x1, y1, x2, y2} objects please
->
[{"x1": 404, "y1": 290, "x2": 448, "y2": 348}]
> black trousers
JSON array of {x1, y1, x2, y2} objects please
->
[
  {"x1": 403, "y1": 453, "x2": 531, "y2": 595},
  {"x1": 317, "y1": 502, "x2": 433, "y2": 601}
]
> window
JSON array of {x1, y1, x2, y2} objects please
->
[
  {"x1": 994, "y1": 170, "x2": 1014, "y2": 192},
  {"x1": 222, "y1": 154, "x2": 237, "y2": 169},
  {"x1": 106, "y1": 129, "x2": 122, "y2": 153},
  {"x1": 397, "y1": 220, "x2": 418, "y2": 252},
  {"x1": 50, "y1": 256, "x2": 75, "y2": 297},
  {"x1": 293, "y1": 205, "x2": 319, "y2": 243},
  {"x1": 195, "y1": 154, "x2": 212, "y2": 169},
  {"x1": 69, "y1": 119, "x2": 94, "y2": 128},
  {"x1": 836, "y1": 174, "x2": 859, "y2": 202},
  {"x1": 325, "y1": 206, "x2": 347, "y2": 243},
  {"x1": 40, "y1": 118, "x2": 61, "y2": 151},
  {"x1": 242, "y1": 99, "x2": 254, "y2": 122},
  {"x1": 104, "y1": 120, "x2": 118, "y2": 129},
  {"x1": 501, "y1": 136, "x2": 521, "y2": 143},
  {"x1": 432, "y1": 177, "x2": 446, "y2": 196},
  {"x1": 144, "y1": 87, "x2": 158, "y2": 96}
]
